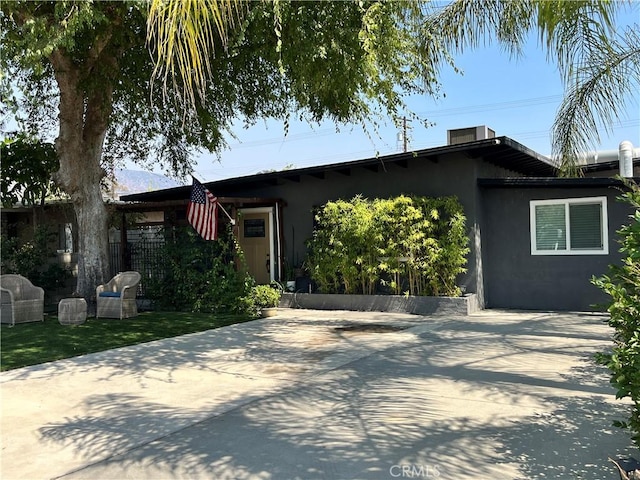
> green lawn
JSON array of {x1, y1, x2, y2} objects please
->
[{"x1": 0, "y1": 311, "x2": 255, "y2": 371}]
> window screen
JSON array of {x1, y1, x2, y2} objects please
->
[
  {"x1": 535, "y1": 204, "x2": 566, "y2": 251},
  {"x1": 530, "y1": 197, "x2": 608, "y2": 255},
  {"x1": 569, "y1": 203, "x2": 603, "y2": 250}
]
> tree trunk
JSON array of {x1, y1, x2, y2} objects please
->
[
  {"x1": 50, "y1": 50, "x2": 114, "y2": 307},
  {"x1": 73, "y1": 182, "x2": 110, "y2": 306}
]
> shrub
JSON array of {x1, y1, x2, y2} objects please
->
[
  {"x1": 306, "y1": 195, "x2": 469, "y2": 296},
  {"x1": 143, "y1": 225, "x2": 254, "y2": 314},
  {"x1": 0, "y1": 225, "x2": 72, "y2": 297},
  {"x1": 251, "y1": 284, "x2": 282, "y2": 308},
  {"x1": 592, "y1": 182, "x2": 640, "y2": 449},
  {"x1": 306, "y1": 196, "x2": 377, "y2": 294},
  {"x1": 1, "y1": 225, "x2": 52, "y2": 276},
  {"x1": 239, "y1": 283, "x2": 282, "y2": 317}
]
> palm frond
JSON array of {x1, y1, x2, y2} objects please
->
[
  {"x1": 146, "y1": 0, "x2": 246, "y2": 111},
  {"x1": 552, "y1": 26, "x2": 640, "y2": 175},
  {"x1": 534, "y1": 0, "x2": 618, "y2": 78},
  {"x1": 423, "y1": 0, "x2": 535, "y2": 63}
]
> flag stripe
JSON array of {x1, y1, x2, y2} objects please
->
[{"x1": 188, "y1": 178, "x2": 218, "y2": 240}]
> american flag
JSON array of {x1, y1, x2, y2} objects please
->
[{"x1": 187, "y1": 178, "x2": 218, "y2": 240}]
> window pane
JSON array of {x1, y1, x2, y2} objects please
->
[
  {"x1": 59, "y1": 223, "x2": 73, "y2": 252},
  {"x1": 535, "y1": 204, "x2": 566, "y2": 250},
  {"x1": 570, "y1": 203, "x2": 602, "y2": 250}
]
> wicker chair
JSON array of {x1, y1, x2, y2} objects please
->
[
  {"x1": 0, "y1": 274, "x2": 45, "y2": 326},
  {"x1": 96, "y1": 271, "x2": 141, "y2": 319}
]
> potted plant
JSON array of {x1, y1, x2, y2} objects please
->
[
  {"x1": 251, "y1": 284, "x2": 282, "y2": 317},
  {"x1": 283, "y1": 262, "x2": 296, "y2": 292}
]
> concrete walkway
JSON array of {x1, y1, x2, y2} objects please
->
[{"x1": 1, "y1": 309, "x2": 637, "y2": 479}]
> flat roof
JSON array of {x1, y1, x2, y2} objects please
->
[{"x1": 121, "y1": 136, "x2": 558, "y2": 202}]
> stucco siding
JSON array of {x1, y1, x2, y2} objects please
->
[
  {"x1": 481, "y1": 186, "x2": 630, "y2": 311},
  {"x1": 217, "y1": 152, "x2": 495, "y2": 293}
]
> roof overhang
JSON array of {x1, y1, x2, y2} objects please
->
[
  {"x1": 478, "y1": 177, "x2": 638, "y2": 188},
  {"x1": 115, "y1": 197, "x2": 284, "y2": 212},
  {"x1": 121, "y1": 136, "x2": 558, "y2": 203}
]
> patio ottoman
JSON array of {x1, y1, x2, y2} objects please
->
[{"x1": 58, "y1": 298, "x2": 87, "y2": 325}]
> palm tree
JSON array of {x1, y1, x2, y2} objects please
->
[
  {"x1": 147, "y1": 0, "x2": 637, "y2": 173},
  {"x1": 426, "y1": 0, "x2": 637, "y2": 172}
]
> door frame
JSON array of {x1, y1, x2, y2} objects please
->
[{"x1": 238, "y1": 207, "x2": 276, "y2": 283}]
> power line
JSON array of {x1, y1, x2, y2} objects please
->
[
  {"x1": 415, "y1": 94, "x2": 564, "y2": 119},
  {"x1": 201, "y1": 92, "x2": 638, "y2": 178},
  {"x1": 243, "y1": 119, "x2": 638, "y2": 174},
  {"x1": 227, "y1": 127, "x2": 338, "y2": 149},
  {"x1": 206, "y1": 117, "x2": 639, "y2": 178},
  {"x1": 223, "y1": 94, "x2": 567, "y2": 150}
]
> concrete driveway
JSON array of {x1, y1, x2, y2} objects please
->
[{"x1": 1, "y1": 309, "x2": 637, "y2": 479}]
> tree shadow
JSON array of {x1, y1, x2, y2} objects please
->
[{"x1": 25, "y1": 311, "x2": 639, "y2": 479}]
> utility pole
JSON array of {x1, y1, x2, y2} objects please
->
[
  {"x1": 402, "y1": 117, "x2": 407, "y2": 153},
  {"x1": 397, "y1": 116, "x2": 412, "y2": 152}
]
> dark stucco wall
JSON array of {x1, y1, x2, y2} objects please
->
[
  {"x1": 215, "y1": 152, "x2": 520, "y2": 296},
  {"x1": 480, "y1": 186, "x2": 631, "y2": 311}
]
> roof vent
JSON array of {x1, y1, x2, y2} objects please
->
[{"x1": 447, "y1": 126, "x2": 495, "y2": 145}]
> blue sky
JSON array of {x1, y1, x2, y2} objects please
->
[{"x1": 160, "y1": 5, "x2": 640, "y2": 183}]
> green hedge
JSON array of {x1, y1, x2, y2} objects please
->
[
  {"x1": 306, "y1": 195, "x2": 469, "y2": 296},
  {"x1": 593, "y1": 182, "x2": 640, "y2": 449},
  {"x1": 144, "y1": 225, "x2": 254, "y2": 314}
]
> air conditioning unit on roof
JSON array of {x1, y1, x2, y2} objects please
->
[{"x1": 447, "y1": 126, "x2": 495, "y2": 145}]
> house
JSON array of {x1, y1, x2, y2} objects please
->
[
  {"x1": 0, "y1": 170, "x2": 181, "y2": 302},
  {"x1": 4, "y1": 129, "x2": 636, "y2": 311},
  {"x1": 120, "y1": 127, "x2": 639, "y2": 312}
]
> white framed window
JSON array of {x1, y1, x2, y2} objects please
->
[{"x1": 530, "y1": 196, "x2": 608, "y2": 255}]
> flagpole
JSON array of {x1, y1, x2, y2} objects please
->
[
  {"x1": 192, "y1": 175, "x2": 235, "y2": 226},
  {"x1": 217, "y1": 201, "x2": 236, "y2": 226}
]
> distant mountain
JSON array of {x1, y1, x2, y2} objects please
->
[{"x1": 106, "y1": 169, "x2": 183, "y2": 200}]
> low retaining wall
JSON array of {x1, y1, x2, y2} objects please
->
[{"x1": 279, "y1": 292, "x2": 480, "y2": 316}]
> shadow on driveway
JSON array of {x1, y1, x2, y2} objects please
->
[{"x1": 1, "y1": 309, "x2": 636, "y2": 479}]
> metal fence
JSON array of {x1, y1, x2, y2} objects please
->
[{"x1": 109, "y1": 238, "x2": 166, "y2": 297}]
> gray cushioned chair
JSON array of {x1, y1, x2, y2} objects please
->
[
  {"x1": 96, "y1": 271, "x2": 141, "y2": 319},
  {"x1": 0, "y1": 274, "x2": 45, "y2": 326}
]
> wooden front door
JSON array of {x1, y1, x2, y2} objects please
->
[{"x1": 238, "y1": 210, "x2": 272, "y2": 284}]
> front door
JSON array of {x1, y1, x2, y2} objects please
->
[{"x1": 238, "y1": 209, "x2": 272, "y2": 284}]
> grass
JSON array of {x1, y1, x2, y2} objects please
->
[{"x1": 0, "y1": 311, "x2": 255, "y2": 372}]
